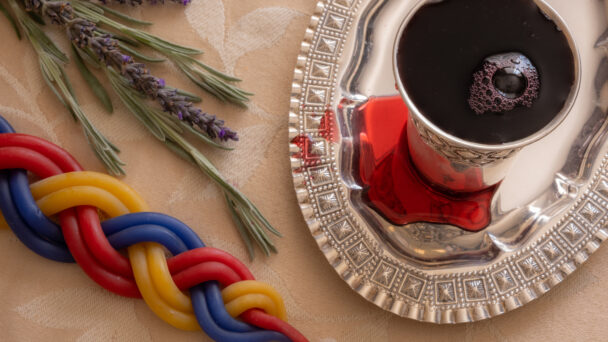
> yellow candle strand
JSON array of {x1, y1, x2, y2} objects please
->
[
  {"x1": 225, "y1": 294, "x2": 280, "y2": 319},
  {"x1": 128, "y1": 243, "x2": 201, "y2": 331},
  {"x1": 0, "y1": 171, "x2": 147, "y2": 229},
  {"x1": 29, "y1": 171, "x2": 149, "y2": 212},
  {"x1": 146, "y1": 243, "x2": 194, "y2": 313},
  {"x1": 129, "y1": 243, "x2": 200, "y2": 331},
  {"x1": 36, "y1": 186, "x2": 131, "y2": 218},
  {"x1": 4, "y1": 170, "x2": 288, "y2": 330},
  {"x1": 222, "y1": 280, "x2": 288, "y2": 321}
]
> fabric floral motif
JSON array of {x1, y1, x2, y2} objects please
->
[{"x1": 186, "y1": 0, "x2": 303, "y2": 74}]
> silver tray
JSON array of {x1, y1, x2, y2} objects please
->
[{"x1": 288, "y1": 0, "x2": 608, "y2": 323}]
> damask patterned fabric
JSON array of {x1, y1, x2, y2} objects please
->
[{"x1": 0, "y1": 0, "x2": 607, "y2": 341}]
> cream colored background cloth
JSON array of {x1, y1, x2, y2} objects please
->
[{"x1": 0, "y1": 0, "x2": 608, "y2": 341}]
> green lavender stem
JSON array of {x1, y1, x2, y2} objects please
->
[{"x1": 9, "y1": 0, "x2": 125, "y2": 174}]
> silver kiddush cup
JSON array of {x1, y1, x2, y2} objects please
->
[{"x1": 393, "y1": 0, "x2": 581, "y2": 194}]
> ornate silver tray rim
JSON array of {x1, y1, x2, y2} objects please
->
[{"x1": 288, "y1": 0, "x2": 608, "y2": 323}]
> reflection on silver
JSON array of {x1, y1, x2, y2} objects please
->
[{"x1": 288, "y1": 0, "x2": 608, "y2": 323}]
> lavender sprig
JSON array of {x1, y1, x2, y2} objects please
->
[
  {"x1": 68, "y1": 18, "x2": 238, "y2": 141},
  {"x1": 20, "y1": 0, "x2": 238, "y2": 142},
  {"x1": 72, "y1": 0, "x2": 252, "y2": 106}
]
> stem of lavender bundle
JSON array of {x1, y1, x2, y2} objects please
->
[{"x1": 24, "y1": 0, "x2": 237, "y2": 141}]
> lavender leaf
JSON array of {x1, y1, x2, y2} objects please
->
[
  {"x1": 83, "y1": 1, "x2": 153, "y2": 26},
  {"x1": 72, "y1": 44, "x2": 113, "y2": 112},
  {"x1": 105, "y1": 67, "x2": 166, "y2": 140},
  {"x1": 117, "y1": 41, "x2": 165, "y2": 63},
  {"x1": 0, "y1": 2, "x2": 21, "y2": 39},
  {"x1": 225, "y1": 193, "x2": 256, "y2": 260},
  {"x1": 169, "y1": 115, "x2": 234, "y2": 150}
]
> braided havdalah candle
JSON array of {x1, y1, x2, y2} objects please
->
[{"x1": 0, "y1": 115, "x2": 307, "y2": 342}]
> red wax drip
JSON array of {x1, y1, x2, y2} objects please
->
[
  {"x1": 319, "y1": 108, "x2": 339, "y2": 143},
  {"x1": 357, "y1": 96, "x2": 496, "y2": 232},
  {"x1": 291, "y1": 109, "x2": 338, "y2": 173}
]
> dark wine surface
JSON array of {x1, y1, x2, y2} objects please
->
[{"x1": 397, "y1": 0, "x2": 575, "y2": 144}]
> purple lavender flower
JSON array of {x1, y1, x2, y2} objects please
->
[{"x1": 24, "y1": 0, "x2": 71, "y2": 23}]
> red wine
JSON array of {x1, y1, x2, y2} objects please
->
[
  {"x1": 356, "y1": 96, "x2": 495, "y2": 231},
  {"x1": 397, "y1": 0, "x2": 575, "y2": 144}
]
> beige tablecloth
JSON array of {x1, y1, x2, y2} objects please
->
[{"x1": 1, "y1": 0, "x2": 608, "y2": 341}]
